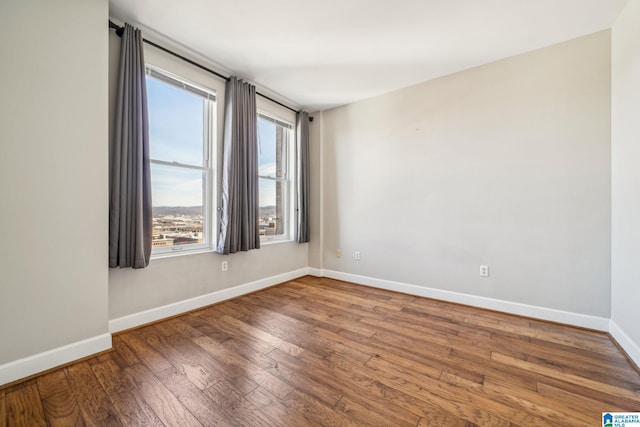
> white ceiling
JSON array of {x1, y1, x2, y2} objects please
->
[{"x1": 109, "y1": 0, "x2": 629, "y2": 112}]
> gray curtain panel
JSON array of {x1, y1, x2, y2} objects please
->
[
  {"x1": 109, "y1": 24, "x2": 152, "y2": 269},
  {"x1": 218, "y1": 77, "x2": 260, "y2": 254},
  {"x1": 297, "y1": 111, "x2": 310, "y2": 243}
]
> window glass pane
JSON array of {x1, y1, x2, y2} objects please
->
[
  {"x1": 259, "y1": 178, "x2": 285, "y2": 238},
  {"x1": 258, "y1": 118, "x2": 287, "y2": 178},
  {"x1": 151, "y1": 163, "x2": 204, "y2": 248},
  {"x1": 147, "y1": 75, "x2": 204, "y2": 166}
]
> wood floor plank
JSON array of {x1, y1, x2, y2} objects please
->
[
  {"x1": 469, "y1": 318, "x2": 621, "y2": 356},
  {"x1": 302, "y1": 284, "x2": 400, "y2": 313},
  {"x1": 335, "y1": 327, "x2": 463, "y2": 380},
  {"x1": 307, "y1": 327, "x2": 374, "y2": 362},
  {"x1": 369, "y1": 378, "x2": 469, "y2": 424},
  {"x1": 36, "y1": 370, "x2": 84, "y2": 427},
  {"x1": 227, "y1": 300, "x2": 334, "y2": 359},
  {"x1": 137, "y1": 327, "x2": 221, "y2": 391},
  {"x1": 537, "y1": 343, "x2": 635, "y2": 375},
  {"x1": 190, "y1": 318, "x2": 263, "y2": 361},
  {"x1": 196, "y1": 313, "x2": 279, "y2": 358},
  {"x1": 528, "y1": 335, "x2": 631, "y2": 367},
  {"x1": 5, "y1": 382, "x2": 46, "y2": 427},
  {"x1": 159, "y1": 329, "x2": 259, "y2": 396},
  {"x1": 124, "y1": 363, "x2": 202, "y2": 427},
  {"x1": 364, "y1": 355, "x2": 539, "y2": 426},
  {"x1": 296, "y1": 295, "x2": 370, "y2": 322},
  {"x1": 91, "y1": 359, "x2": 164, "y2": 427},
  {"x1": 65, "y1": 362, "x2": 122, "y2": 427},
  {"x1": 193, "y1": 334, "x2": 293, "y2": 399},
  {"x1": 109, "y1": 336, "x2": 141, "y2": 369},
  {"x1": 267, "y1": 349, "x2": 422, "y2": 426},
  {"x1": 219, "y1": 314, "x2": 304, "y2": 356},
  {"x1": 217, "y1": 337, "x2": 275, "y2": 370},
  {"x1": 440, "y1": 370, "x2": 591, "y2": 426},
  {"x1": 118, "y1": 331, "x2": 172, "y2": 374},
  {"x1": 540, "y1": 375, "x2": 640, "y2": 410},
  {"x1": 265, "y1": 303, "x2": 341, "y2": 336},
  {"x1": 156, "y1": 366, "x2": 231, "y2": 426},
  {"x1": 449, "y1": 348, "x2": 545, "y2": 391},
  {"x1": 491, "y1": 351, "x2": 640, "y2": 401},
  {"x1": 314, "y1": 279, "x2": 395, "y2": 303},
  {"x1": 362, "y1": 312, "x2": 501, "y2": 360},
  {"x1": 536, "y1": 382, "x2": 628, "y2": 414},
  {"x1": 523, "y1": 352, "x2": 640, "y2": 389},
  {"x1": 406, "y1": 297, "x2": 524, "y2": 328},
  {"x1": 0, "y1": 389, "x2": 6, "y2": 427},
  {"x1": 262, "y1": 351, "x2": 343, "y2": 406},
  {"x1": 326, "y1": 351, "x2": 508, "y2": 425},
  {"x1": 418, "y1": 412, "x2": 479, "y2": 427},
  {"x1": 371, "y1": 305, "x2": 466, "y2": 336},
  {"x1": 282, "y1": 389, "x2": 361, "y2": 427},
  {"x1": 334, "y1": 395, "x2": 416, "y2": 426},
  {"x1": 203, "y1": 380, "x2": 278, "y2": 426},
  {"x1": 252, "y1": 290, "x2": 374, "y2": 338},
  {"x1": 157, "y1": 317, "x2": 205, "y2": 339},
  {"x1": 245, "y1": 386, "x2": 311, "y2": 426},
  {"x1": 3, "y1": 276, "x2": 640, "y2": 427},
  {"x1": 187, "y1": 313, "x2": 236, "y2": 344},
  {"x1": 364, "y1": 315, "x2": 494, "y2": 365}
]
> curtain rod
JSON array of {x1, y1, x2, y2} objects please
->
[{"x1": 109, "y1": 20, "x2": 300, "y2": 115}]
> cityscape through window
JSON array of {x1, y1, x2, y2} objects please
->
[
  {"x1": 258, "y1": 115, "x2": 292, "y2": 241},
  {"x1": 146, "y1": 67, "x2": 215, "y2": 254}
]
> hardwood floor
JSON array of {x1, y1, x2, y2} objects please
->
[{"x1": 2, "y1": 276, "x2": 639, "y2": 426}]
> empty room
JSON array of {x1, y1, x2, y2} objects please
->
[{"x1": 1, "y1": 0, "x2": 640, "y2": 425}]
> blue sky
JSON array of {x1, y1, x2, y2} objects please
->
[
  {"x1": 258, "y1": 118, "x2": 280, "y2": 207},
  {"x1": 147, "y1": 75, "x2": 280, "y2": 208}
]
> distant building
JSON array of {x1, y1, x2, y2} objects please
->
[{"x1": 152, "y1": 238, "x2": 174, "y2": 247}]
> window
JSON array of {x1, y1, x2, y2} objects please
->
[
  {"x1": 146, "y1": 66, "x2": 216, "y2": 255},
  {"x1": 258, "y1": 113, "x2": 294, "y2": 242}
]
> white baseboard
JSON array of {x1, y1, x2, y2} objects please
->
[
  {"x1": 6, "y1": 267, "x2": 630, "y2": 389},
  {"x1": 307, "y1": 267, "x2": 324, "y2": 277},
  {"x1": 609, "y1": 320, "x2": 640, "y2": 368},
  {"x1": 0, "y1": 333, "x2": 112, "y2": 387},
  {"x1": 318, "y1": 269, "x2": 610, "y2": 331},
  {"x1": 109, "y1": 268, "x2": 311, "y2": 333}
]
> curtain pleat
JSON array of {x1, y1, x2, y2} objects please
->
[
  {"x1": 218, "y1": 77, "x2": 260, "y2": 254},
  {"x1": 297, "y1": 112, "x2": 310, "y2": 243},
  {"x1": 109, "y1": 24, "x2": 152, "y2": 268}
]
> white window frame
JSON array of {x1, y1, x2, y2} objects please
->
[
  {"x1": 145, "y1": 64, "x2": 217, "y2": 256},
  {"x1": 257, "y1": 109, "x2": 296, "y2": 244}
]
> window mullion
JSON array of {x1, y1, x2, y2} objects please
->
[{"x1": 150, "y1": 159, "x2": 205, "y2": 171}]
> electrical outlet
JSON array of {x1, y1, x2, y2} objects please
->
[
  {"x1": 336, "y1": 249, "x2": 341, "y2": 258},
  {"x1": 480, "y1": 265, "x2": 489, "y2": 277},
  {"x1": 221, "y1": 261, "x2": 228, "y2": 272},
  {"x1": 355, "y1": 251, "x2": 361, "y2": 260}
]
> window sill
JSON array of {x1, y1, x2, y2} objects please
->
[
  {"x1": 151, "y1": 247, "x2": 216, "y2": 260},
  {"x1": 260, "y1": 237, "x2": 294, "y2": 246},
  {"x1": 150, "y1": 238, "x2": 295, "y2": 260}
]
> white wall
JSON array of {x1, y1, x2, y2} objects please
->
[
  {"x1": 611, "y1": 0, "x2": 640, "y2": 360},
  {"x1": 109, "y1": 243, "x2": 307, "y2": 320},
  {"x1": 0, "y1": 0, "x2": 109, "y2": 369},
  {"x1": 107, "y1": 32, "x2": 308, "y2": 321},
  {"x1": 318, "y1": 31, "x2": 612, "y2": 318}
]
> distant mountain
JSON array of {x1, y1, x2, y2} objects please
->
[
  {"x1": 259, "y1": 205, "x2": 276, "y2": 216},
  {"x1": 153, "y1": 206, "x2": 202, "y2": 217},
  {"x1": 153, "y1": 205, "x2": 277, "y2": 217}
]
